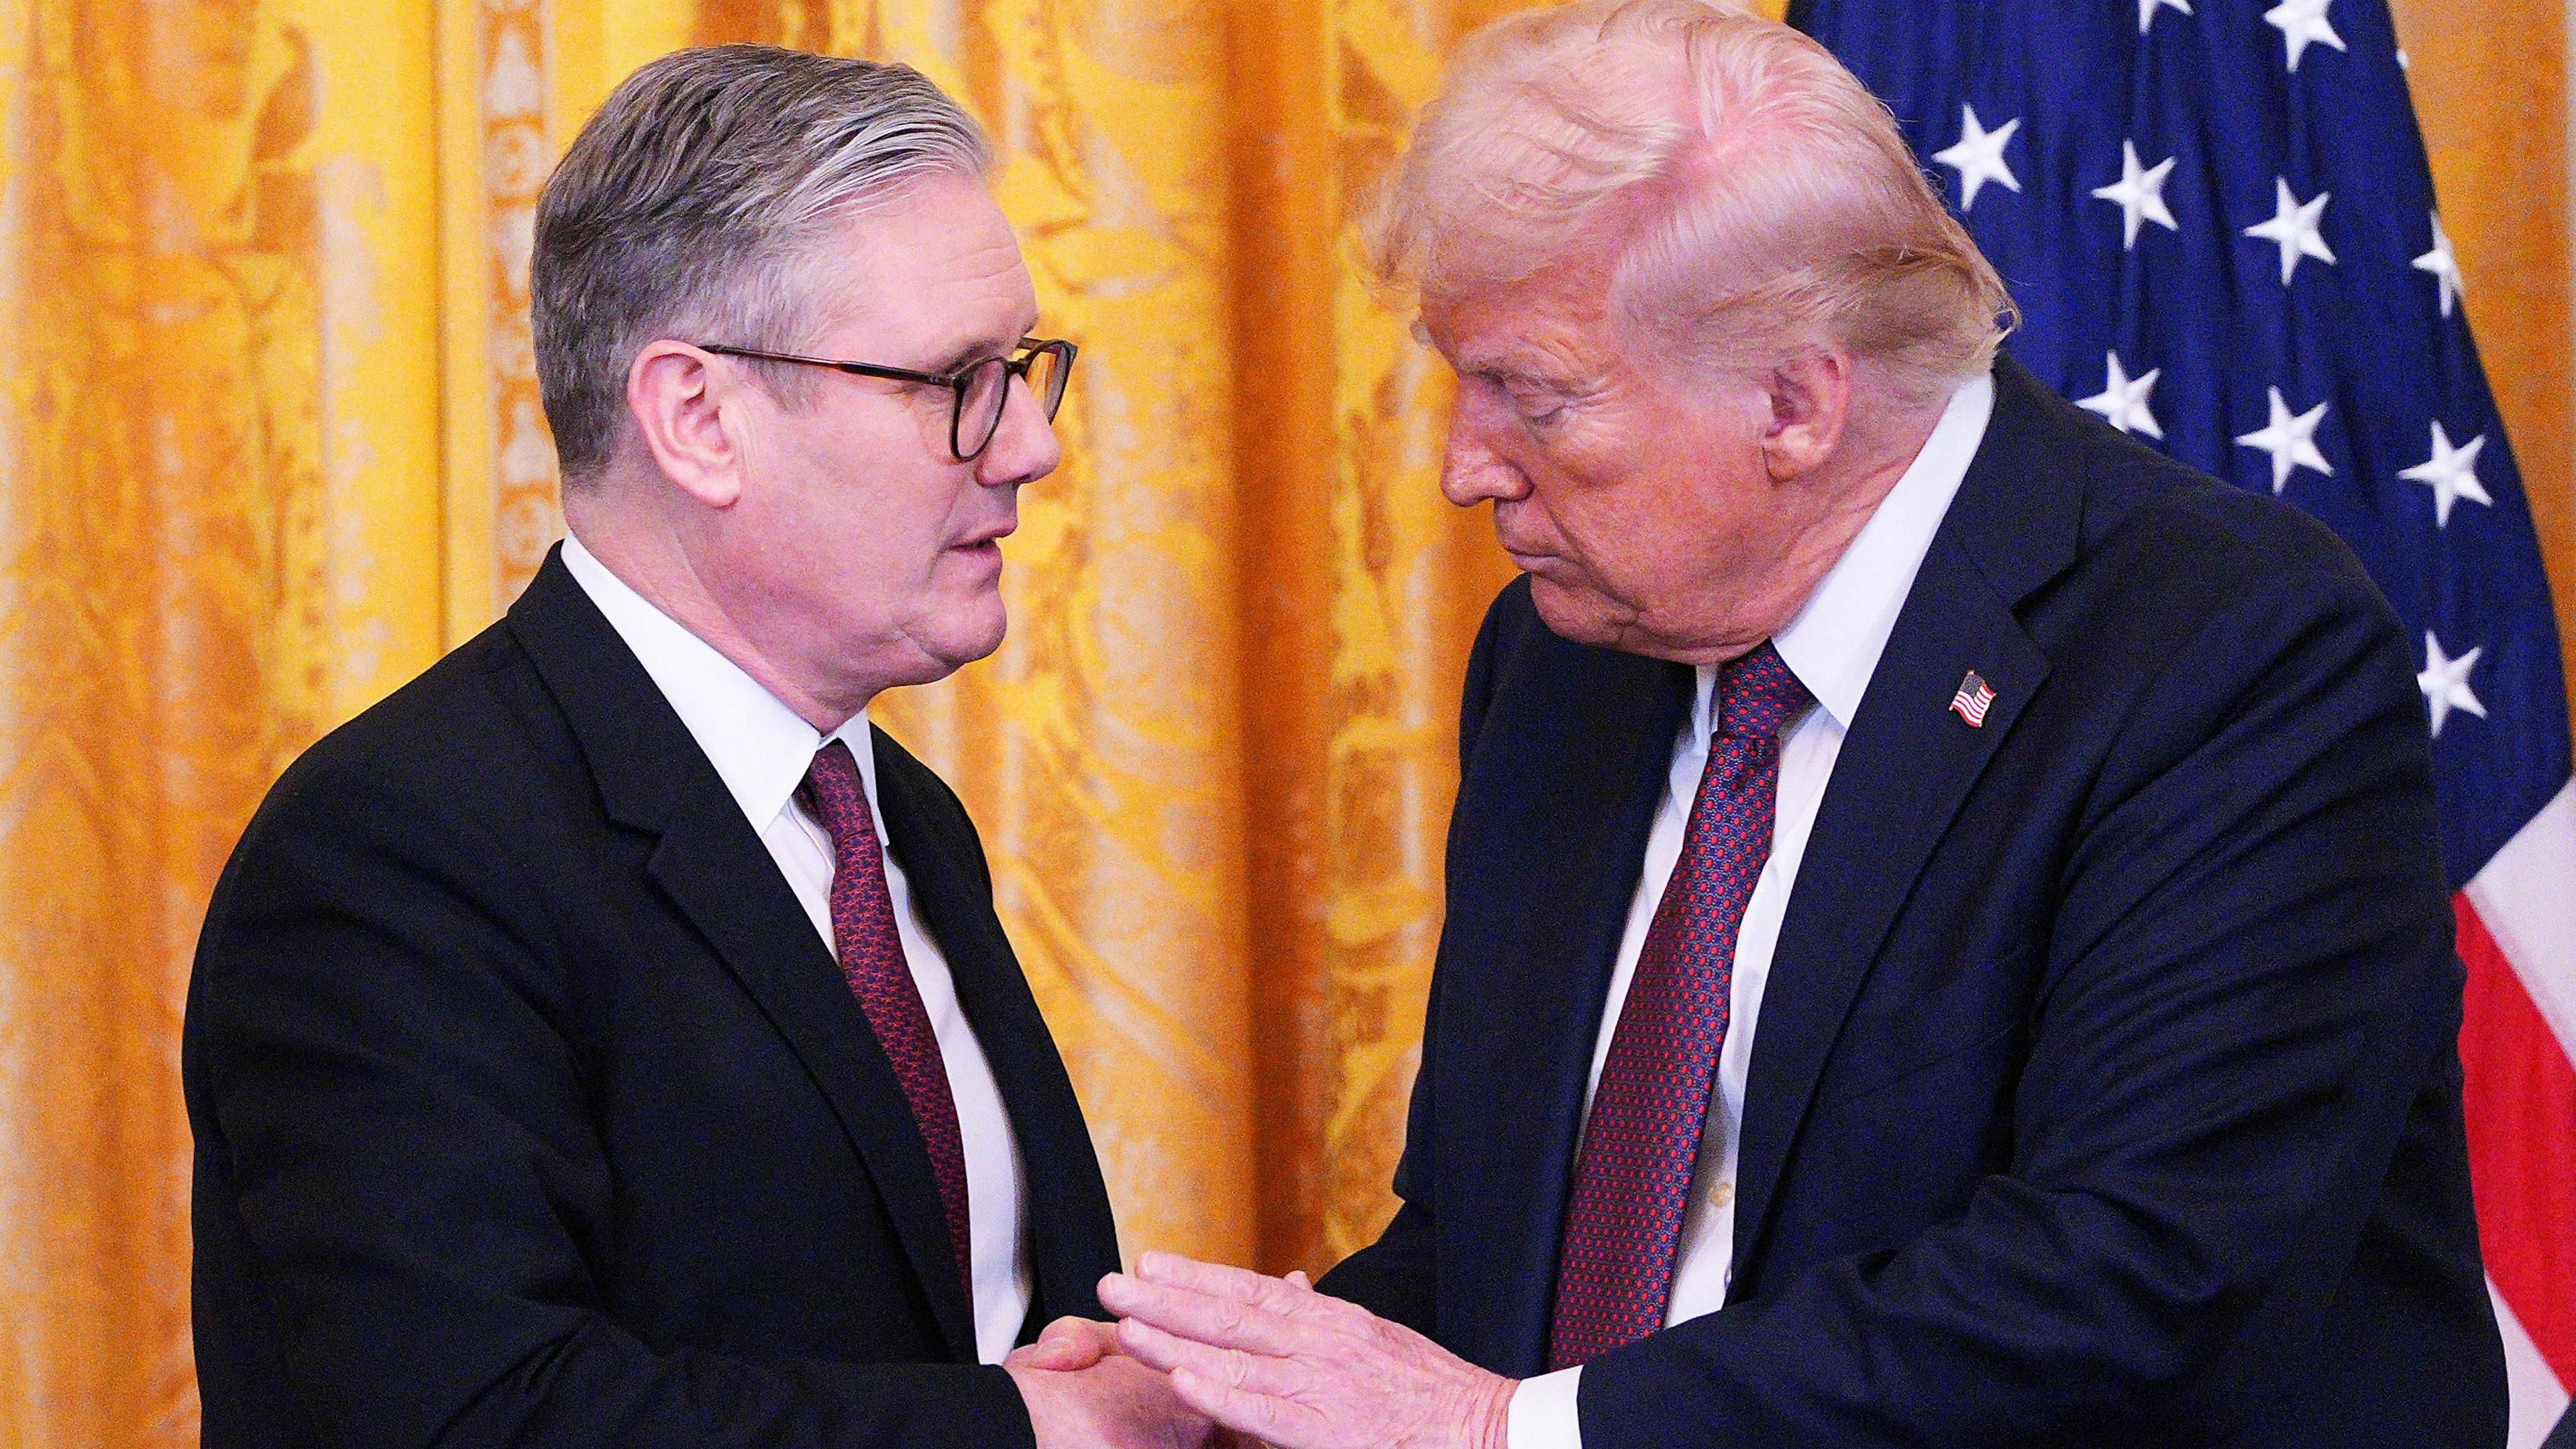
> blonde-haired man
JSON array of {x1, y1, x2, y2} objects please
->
[{"x1": 1095, "y1": 5, "x2": 2504, "y2": 1448}]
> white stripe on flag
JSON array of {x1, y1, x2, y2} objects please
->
[
  {"x1": 2463, "y1": 778, "x2": 2576, "y2": 1065},
  {"x1": 2492, "y1": 1277, "x2": 2571, "y2": 1449}
]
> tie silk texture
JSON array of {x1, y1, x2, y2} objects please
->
[
  {"x1": 798, "y1": 739, "x2": 975, "y2": 1309},
  {"x1": 1546, "y1": 643, "x2": 1814, "y2": 1371}
]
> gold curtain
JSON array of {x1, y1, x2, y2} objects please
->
[{"x1": 0, "y1": 1, "x2": 2564, "y2": 1444}]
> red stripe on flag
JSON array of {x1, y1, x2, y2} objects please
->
[{"x1": 2456, "y1": 894, "x2": 2576, "y2": 1388}]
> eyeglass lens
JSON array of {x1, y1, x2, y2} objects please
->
[{"x1": 955, "y1": 343, "x2": 1073, "y2": 460}]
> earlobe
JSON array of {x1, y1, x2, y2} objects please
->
[{"x1": 629, "y1": 340, "x2": 745, "y2": 509}]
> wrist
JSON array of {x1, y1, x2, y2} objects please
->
[
  {"x1": 998, "y1": 1362, "x2": 1052, "y2": 1449},
  {"x1": 1474, "y1": 1373, "x2": 1517, "y2": 1449}
]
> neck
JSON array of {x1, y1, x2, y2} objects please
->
[
  {"x1": 565, "y1": 485, "x2": 871, "y2": 735},
  {"x1": 1666, "y1": 392, "x2": 1951, "y2": 667}
]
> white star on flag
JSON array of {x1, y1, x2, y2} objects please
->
[
  {"x1": 2078, "y1": 352, "x2": 2164, "y2": 439},
  {"x1": 1934, "y1": 105, "x2": 2022, "y2": 211},
  {"x1": 2139, "y1": 0, "x2": 2192, "y2": 34},
  {"x1": 2093, "y1": 141, "x2": 2180, "y2": 249},
  {"x1": 2399, "y1": 421, "x2": 2492, "y2": 527},
  {"x1": 2416, "y1": 631, "x2": 2487, "y2": 738},
  {"x1": 2413, "y1": 213, "x2": 2464, "y2": 317},
  {"x1": 2245, "y1": 177, "x2": 2337, "y2": 284},
  {"x1": 2264, "y1": 0, "x2": 2347, "y2": 72},
  {"x1": 2236, "y1": 386, "x2": 2334, "y2": 494}
]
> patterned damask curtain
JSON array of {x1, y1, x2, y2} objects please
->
[{"x1": 0, "y1": 1, "x2": 2564, "y2": 1444}]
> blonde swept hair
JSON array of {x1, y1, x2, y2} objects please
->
[{"x1": 1371, "y1": 0, "x2": 2014, "y2": 404}]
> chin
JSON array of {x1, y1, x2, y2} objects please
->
[
  {"x1": 922, "y1": 597, "x2": 1011, "y2": 675},
  {"x1": 1527, "y1": 576, "x2": 1626, "y2": 649}
]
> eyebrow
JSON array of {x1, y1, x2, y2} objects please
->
[
  {"x1": 929, "y1": 320, "x2": 1040, "y2": 376},
  {"x1": 1464, "y1": 356, "x2": 1578, "y2": 392}
]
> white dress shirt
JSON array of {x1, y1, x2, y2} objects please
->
[
  {"x1": 561, "y1": 533, "x2": 1034, "y2": 1366},
  {"x1": 1508, "y1": 374, "x2": 1996, "y2": 1448}
]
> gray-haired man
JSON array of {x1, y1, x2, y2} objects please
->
[{"x1": 184, "y1": 46, "x2": 1203, "y2": 1449}]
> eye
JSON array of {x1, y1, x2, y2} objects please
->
[{"x1": 1502, "y1": 379, "x2": 1569, "y2": 427}]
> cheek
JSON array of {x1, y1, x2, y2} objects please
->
[
  {"x1": 1527, "y1": 464, "x2": 1731, "y2": 610},
  {"x1": 1527, "y1": 455, "x2": 1653, "y2": 576},
  {"x1": 807, "y1": 421, "x2": 961, "y2": 562}
]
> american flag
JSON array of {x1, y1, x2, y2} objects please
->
[
  {"x1": 1790, "y1": 1, "x2": 2575, "y2": 1441},
  {"x1": 1950, "y1": 669, "x2": 1997, "y2": 727}
]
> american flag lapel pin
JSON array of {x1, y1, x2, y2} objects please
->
[{"x1": 1949, "y1": 669, "x2": 1996, "y2": 728}]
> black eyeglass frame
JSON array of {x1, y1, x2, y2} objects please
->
[{"x1": 697, "y1": 336, "x2": 1077, "y2": 461}]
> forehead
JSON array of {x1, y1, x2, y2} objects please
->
[
  {"x1": 1419, "y1": 260, "x2": 1618, "y2": 372},
  {"x1": 804, "y1": 174, "x2": 1037, "y2": 350}
]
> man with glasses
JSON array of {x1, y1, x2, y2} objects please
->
[{"x1": 184, "y1": 46, "x2": 1199, "y2": 1449}]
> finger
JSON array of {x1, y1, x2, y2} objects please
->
[
  {"x1": 1004, "y1": 1342, "x2": 1067, "y2": 1371},
  {"x1": 1116, "y1": 1318, "x2": 1318, "y2": 1399},
  {"x1": 1117, "y1": 1315, "x2": 1209, "y2": 1377},
  {"x1": 1136, "y1": 1254, "x2": 1315, "y2": 1316},
  {"x1": 1037, "y1": 1315, "x2": 1098, "y2": 1343},
  {"x1": 1102, "y1": 1276, "x2": 1309, "y2": 1357},
  {"x1": 1010, "y1": 1332, "x2": 1101, "y2": 1372},
  {"x1": 1168, "y1": 1364, "x2": 1326, "y2": 1449},
  {"x1": 1040, "y1": 1316, "x2": 1118, "y2": 1360}
]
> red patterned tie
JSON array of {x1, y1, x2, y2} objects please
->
[
  {"x1": 799, "y1": 739, "x2": 974, "y2": 1308},
  {"x1": 1547, "y1": 643, "x2": 1813, "y2": 1370}
]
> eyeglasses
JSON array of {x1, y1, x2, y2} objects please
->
[{"x1": 698, "y1": 337, "x2": 1077, "y2": 462}]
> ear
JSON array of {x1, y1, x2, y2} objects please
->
[
  {"x1": 1758, "y1": 348, "x2": 1854, "y2": 483},
  {"x1": 627, "y1": 340, "x2": 746, "y2": 509}
]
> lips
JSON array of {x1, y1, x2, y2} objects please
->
[{"x1": 951, "y1": 523, "x2": 1016, "y2": 551}]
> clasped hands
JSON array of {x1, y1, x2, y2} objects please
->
[{"x1": 1006, "y1": 1254, "x2": 1512, "y2": 1449}]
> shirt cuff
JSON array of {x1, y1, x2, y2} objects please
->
[{"x1": 1507, "y1": 1366, "x2": 1583, "y2": 1449}]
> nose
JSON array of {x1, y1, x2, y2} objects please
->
[
  {"x1": 1439, "y1": 392, "x2": 1530, "y2": 508},
  {"x1": 975, "y1": 372, "x2": 1063, "y2": 488}
]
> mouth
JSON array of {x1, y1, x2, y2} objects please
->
[{"x1": 949, "y1": 523, "x2": 1016, "y2": 557}]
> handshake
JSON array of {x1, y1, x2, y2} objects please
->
[{"x1": 1002, "y1": 1254, "x2": 1515, "y2": 1449}]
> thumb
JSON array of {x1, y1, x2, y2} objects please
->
[{"x1": 1016, "y1": 1317, "x2": 1112, "y2": 1371}]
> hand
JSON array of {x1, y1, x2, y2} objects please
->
[
  {"x1": 1098, "y1": 1254, "x2": 1513, "y2": 1449},
  {"x1": 1014, "y1": 1273, "x2": 1310, "y2": 1373},
  {"x1": 1009, "y1": 1316, "x2": 1126, "y2": 1372},
  {"x1": 1006, "y1": 1349, "x2": 1217, "y2": 1449}
]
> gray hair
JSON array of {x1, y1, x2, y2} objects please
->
[{"x1": 533, "y1": 45, "x2": 992, "y2": 483}]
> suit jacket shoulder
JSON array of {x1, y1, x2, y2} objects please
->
[{"x1": 185, "y1": 555, "x2": 1097, "y2": 1449}]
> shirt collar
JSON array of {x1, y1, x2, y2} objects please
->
[
  {"x1": 560, "y1": 531, "x2": 879, "y2": 830},
  {"x1": 1721, "y1": 372, "x2": 1994, "y2": 732}
]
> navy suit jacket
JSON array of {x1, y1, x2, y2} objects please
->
[
  {"x1": 1319, "y1": 358, "x2": 2507, "y2": 1447},
  {"x1": 185, "y1": 550, "x2": 1120, "y2": 1448}
]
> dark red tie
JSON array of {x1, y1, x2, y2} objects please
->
[
  {"x1": 1547, "y1": 643, "x2": 1813, "y2": 1370},
  {"x1": 799, "y1": 739, "x2": 974, "y2": 1307}
]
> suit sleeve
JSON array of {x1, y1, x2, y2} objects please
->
[
  {"x1": 1314, "y1": 578, "x2": 1527, "y2": 1334},
  {"x1": 185, "y1": 758, "x2": 1032, "y2": 1449},
  {"x1": 1576, "y1": 554, "x2": 2461, "y2": 1446}
]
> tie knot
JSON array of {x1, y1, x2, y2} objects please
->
[
  {"x1": 1717, "y1": 642, "x2": 1812, "y2": 741},
  {"x1": 798, "y1": 738, "x2": 877, "y2": 856}
]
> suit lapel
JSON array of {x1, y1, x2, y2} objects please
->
[
  {"x1": 1450, "y1": 627, "x2": 1695, "y2": 1375},
  {"x1": 871, "y1": 727, "x2": 1120, "y2": 1328},
  {"x1": 1729, "y1": 358, "x2": 2082, "y2": 1282},
  {"x1": 508, "y1": 553, "x2": 981, "y2": 1360}
]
